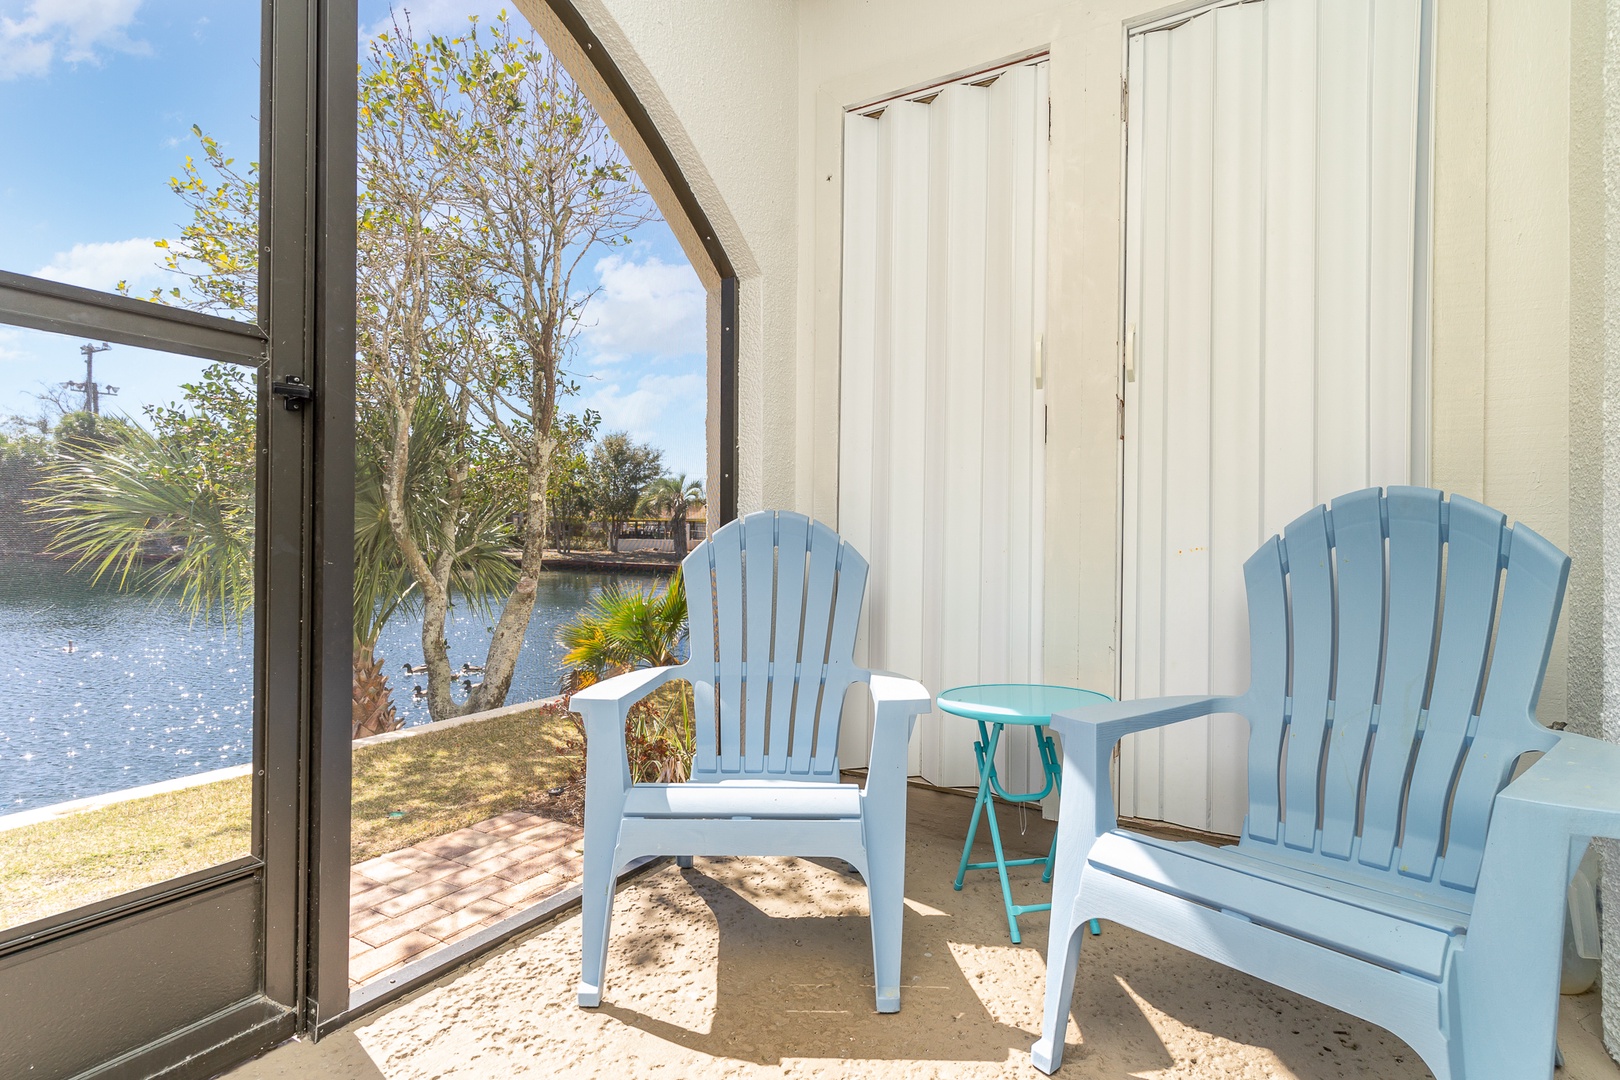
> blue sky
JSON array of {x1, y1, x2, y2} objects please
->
[{"x1": 0, "y1": 0, "x2": 707, "y2": 481}]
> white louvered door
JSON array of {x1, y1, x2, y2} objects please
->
[
  {"x1": 1121, "y1": 0, "x2": 1425, "y2": 834},
  {"x1": 839, "y1": 59, "x2": 1049, "y2": 789}
]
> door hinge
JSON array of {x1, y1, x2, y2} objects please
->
[
  {"x1": 272, "y1": 375, "x2": 314, "y2": 412},
  {"x1": 1121, "y1": 77, "x2": 1129, "y2": 124},
  {"x1": 1117, "y1": 394, "x2": 1125, "y2": 440}
]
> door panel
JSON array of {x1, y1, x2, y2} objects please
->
[
  {"x1": 1121, "y1": 0, "x2": 1424, "y2": 834},
  {"x1": 839, "y1": 60, "x2": 1049, "y2": 790},
  {"x1": 0, "y1": 334, "x2": 259, "y2": 935},
  {"x1": 0, "y1": 876, "x2": 263, "y2": 1079},
  {"x1": 0, "y1": 0, "x2": 354, "y2": 1073}
]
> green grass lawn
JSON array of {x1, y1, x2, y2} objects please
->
[
  {"x1": 0, "y1": 704, "x2": 577, "y2": 931},
  {"x1": 350, "y1": 704, "x2": 575, "y2": 860}
]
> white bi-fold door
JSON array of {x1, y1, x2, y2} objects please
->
[
  {"x1": 839, "y1": 59, "x2": 1049, "y2": 789},
  {"x1": 1121, "y1": 0, "x2": 1426, "y2": 834}
]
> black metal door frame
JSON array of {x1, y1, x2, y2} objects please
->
[{"x1": 0, "y1": 1, "x2": 356, "y2": 1075}]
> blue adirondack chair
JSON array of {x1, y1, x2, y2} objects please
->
[
  {"x1": 573, "y1": 510, "x2": 931, "y2": 1013},
  {"x1": 1033, "y1": 486, "x2": 1619, "y2": 1079}
]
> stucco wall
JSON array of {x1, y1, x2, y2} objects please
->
[
  {"x1": 521, "y1": 0, "x2": 802, "y2": 519},
  {"x1": 559, "y1": 0, "x2": 1590, "y2": 783},
  {"x1": 1584, "y1": 0, "x2": 1620, "y2": 1054}
]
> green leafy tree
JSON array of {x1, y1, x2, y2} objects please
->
[
  {"x1": 118, "y1": 125, "x2": 258, "y2": 319},
  {"x1": 0, "y1": 425, "x2": 55, "y2": 557},
  {"x1": 51, "y1": 411, "x2": 136, "y2": 457},
  {"x1": 590, "y1": 431, "x2": 663, "y2": 553},
  {"x1": 637, "y1": 473, "x2": 704, "y2": 557},
  {"x1": 546, "y1": 410, "x2": 600, "y2": 552}
]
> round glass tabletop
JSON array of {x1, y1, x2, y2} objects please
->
[{"x1": 936, "y1": 683, "x2": 1114, "y2": 725}]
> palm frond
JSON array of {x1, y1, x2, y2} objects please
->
[{"x1": 31, "y1": 421, "x2": 254, "y2": 627}]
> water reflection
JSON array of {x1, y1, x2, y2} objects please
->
[{"x1": 0, "y1": 557, "x2": 651, "y2": 812}]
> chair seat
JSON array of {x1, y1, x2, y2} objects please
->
[
  {"x1": 1087, "y1": 830, "x2": 1466, "y2": 980},
  {"x1": 622, "y1": 780, "x2": 862, "y2": 820}
]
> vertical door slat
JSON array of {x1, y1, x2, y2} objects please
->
[
  {"x1": 1160, "y1": 13, "x2": 1216, "y2": 829},
  {"x1": 1207, "y1": 1, "x2": 1266, "y2": 835},
  {"x1": 1314, "y1": 0, "x2": 1373, "y2": 499},
  {"x1": 838, "y1": 112, "x2": 880, "y2": 772}
]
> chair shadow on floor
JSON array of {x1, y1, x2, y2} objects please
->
[
  {"x1": 589, "y1": 855, "x2": 1190, "y2": 1071},
  {"x1": 592, "y1": 836, "x2": 1443, "y2": 1077},
  {"x1": 595, "y1": 857, "x2": 1043, "y2": 1065}
]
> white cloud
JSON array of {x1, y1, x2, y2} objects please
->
[
  {"x1": 0, "y1": 0, "x2": 149, "y2": 80},
  {"x1": 584, "y1": 371, "x2": 705, "y2": 438},
  {"x1": 577, "y1": 253, "x2": 704, "y2": 366},
  {"x1": 34, "y1": 237, "x2": 168, "y2": 293}
]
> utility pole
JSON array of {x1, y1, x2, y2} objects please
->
[{"x1": 65, "y1": 342, "x2": 117, "y2": 416}]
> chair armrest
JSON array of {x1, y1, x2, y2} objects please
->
[
  {"x1": 1046, "y1": 695, "x2": 1237, "y2": 848},
  {"x1": 864, "y1": 671, "x2": 931, "y2": 789},
  {"x1": 571, "y1": 665, "x2": 685, "y2": 798},
  {"x1": 1453, "y1": 730, "x2": 1620, "y2": 1071},
  {"x1": 571, "y1": 665, "x2": 683, "y2": 730},
  {"x1": 867, "y1": 671, "x2": 932, "y2": 716},
  {"x1": 1049, "y1": 694, "x2": 1237, "y2": 748},
  {"x1": 1497, "y1": 731, "x2": 1620, "y2": 835}
]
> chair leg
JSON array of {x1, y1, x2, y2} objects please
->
[
  {"x1": 866, "y1": 851, "x2": 905, "y2": 1014},
  {"x1": 1030, "y1": 897, "x2": 1088, "y2": 1074},
  {"x1": 865, "y1": 778, "x2": 910, "y2": 1013},
  {"x1": 674, "y1": 855, "x2": 694, "y2": 868},
  {"x1": 577, "y1": 829, "x2": 621, "y2": 1007}
]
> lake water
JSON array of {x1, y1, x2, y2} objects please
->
[{"x1": 0, "y1": 557, "x2": 647, "y2": 813}]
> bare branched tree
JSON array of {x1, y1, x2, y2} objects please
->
[{"x1": 361, "y1": 15, "x2": 651, "y2": 720}]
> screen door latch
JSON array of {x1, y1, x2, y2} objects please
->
[{"x1": 272, "y1": 375, "x2": 315, "y2": 412}]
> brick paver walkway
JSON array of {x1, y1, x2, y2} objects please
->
[{"x1": 348, "y1": 811, "x2": 584, "y2": 987}]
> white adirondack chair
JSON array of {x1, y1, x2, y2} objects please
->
[
  {"x1": 1034, "y1": 486, "x2": 1620, "y2": 1079},
  {"x1": 573, "y1": 510, "x2": 932, "y2": 1013}
]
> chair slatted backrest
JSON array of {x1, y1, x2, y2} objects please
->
[
  {"x1": 682, "y1": 510, "x2": 869, "y2": 781},
  {"x1": 1238, "y1": 487, "x2": 1570, "y2": 898}
]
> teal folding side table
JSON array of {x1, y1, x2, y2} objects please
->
[{"x1": 938, "y1": 683, "x2": 1111, "y2": 944}]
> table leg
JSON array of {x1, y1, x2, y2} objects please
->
[
  {"x1": 956, "y1": 720, "x2": 1101, "y2": 942},
  {"x1": 953, "y1": 728, "x2": 995, "y2": 892},
  {"x1": 972, "y1": 725, "x2": 1025, "y2": 942}
]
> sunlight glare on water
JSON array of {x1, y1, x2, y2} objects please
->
[{"x1": 0, "y1": 558, "x2": 644, "y2": 813}]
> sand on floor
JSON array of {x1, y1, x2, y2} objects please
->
[{"x1": 224, "y1": 790, "x2": 1620, "y2": 1080}]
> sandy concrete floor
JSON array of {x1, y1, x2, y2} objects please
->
[{"x1": 225, "y1": 788, "x2": 1620, "y2": 1079}]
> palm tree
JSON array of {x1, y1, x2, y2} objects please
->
[
  {"x1": 636, "y1": 474, "x2": 704, "y2": 557},
  {"x1": 33, "y1": 416, "x2": 255, "y2": 626},
  {"x1": 558, "y1": 568, "x2": 691, "y2": 781}
]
